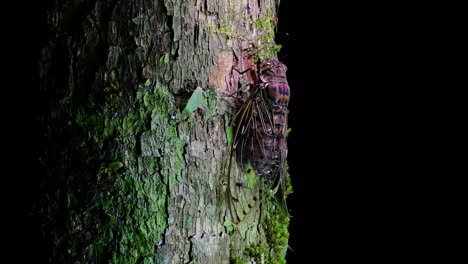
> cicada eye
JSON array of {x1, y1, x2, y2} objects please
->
[{"x1": 262, "y1": 61, "x2": 272, "y2": 69}]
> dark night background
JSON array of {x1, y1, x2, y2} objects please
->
[
  {"x1": 6, "y1": 1, "x2": 466, "y2": 263},
  {"x1": 276, "y1": 2, "x2": 466, "y2": 262}
]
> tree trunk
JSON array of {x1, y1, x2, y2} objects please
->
[{"x1": 38, "y1": 0, "x2": 289, "y2": 263}]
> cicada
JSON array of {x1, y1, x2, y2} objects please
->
[{"x1": 227, "y1": 58, "x2": 290, "y2": 223}]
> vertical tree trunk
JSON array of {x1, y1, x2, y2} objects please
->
[{"x1": 38, "y1": 0, "x2": 289, "y2": 263}]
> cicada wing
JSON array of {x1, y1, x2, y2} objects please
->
[
  {"x1": 228, "y1": 162, "x2": 261, "y2": 223},
  {"x1": 227, "y1": 84, "x2": 290, "y2": 223},
  {"x1": 275, "y1": 105, "x2": 290, "y2": 217},
  {"x1": 255, "y1": 88, "x2": 290, "y2": 217},
  {"x1": 227, "y1": 96, "x2": 262, "y2": 223},
  {"x1": 252, "y1": 89, "x2": 280, "y2": 181}
]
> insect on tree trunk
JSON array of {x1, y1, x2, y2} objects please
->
[{"x1": 37, "y1": 0, "x2": 291, "y2": 263}]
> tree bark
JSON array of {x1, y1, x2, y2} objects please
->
[{"x1": 38, "y1": 0, "x2": 289, "y2": 263}]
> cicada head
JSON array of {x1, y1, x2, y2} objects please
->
[{"x1": 259, "y1": 58, "x2": 288, "y2": 82}]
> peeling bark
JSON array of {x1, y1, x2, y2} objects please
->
[{"x1": 38, "y1": 0, "x2": 289, "y2": 263}]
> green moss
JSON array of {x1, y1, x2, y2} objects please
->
[
  {"x1": 207, "y1": 5, "x2": 281, "y2": 63},
  {"x1": 202, "y1": 88, "x2": 222, "y2": 120},
  {"x1": 230, "y1": 243, "x2": 271, "y2": 264},
  {"x1": 284, "y1": 164, "x2": 293, "y2": 197},
  {"x1": 224, "y1": 220, "x2": 238, "y2": 236},
  {"x1": 265, "y1": 207, "x2": 289, "y2": 262},
  {"x1": 261, "y1": 176, "x2": 291, "y2": 264},
  {"x1": 244, "y1": 243, "x2": 269, "y2": 262},
  {"x1": 209, "y1": 22, "x2": 236, "y2": 38},
  {"x1": 72, "y1": 77, "x2": 186, "y2": 263},
  {"x1": 91, "y1": 165, "x2": 169, "y2": 264},
  {"x1": 159, "y1": 53, "x2": 170, "y2": 64},
  {"x1": 252, "y1": 12, "x2": 282, "y2": 61},
  {"x1": 101, "y1": 69, "x2": 123, "y2": 112},
  {"x1": 229, "y1": 255, "x2": 247, "y2": 264},
  {"x1": 225, "y1": 113, "x2": 234, "y2": 149}
]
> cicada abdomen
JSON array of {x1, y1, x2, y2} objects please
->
[
  {"x1": 253, "y1": 59, "x2": 290, "y2": 205},
  {"x1": 227, "y1": 58, "x2": 290, "y2": 223}
]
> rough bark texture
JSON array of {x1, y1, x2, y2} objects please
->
[{"x1": 38, "y1": 0, "x2": 289, "y2": 263}]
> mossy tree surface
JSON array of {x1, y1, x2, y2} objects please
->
[{"x1": 38, "y1": 0, "x2": 289, "y2": 263}]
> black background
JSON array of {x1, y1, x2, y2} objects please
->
[
  {"x1": 277, "y1": 1, "x2": 466, "y2": 262},
  {"x1": 6, "y1": 1, "x2": 466, "y2": 263}
]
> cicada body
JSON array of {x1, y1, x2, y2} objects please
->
[{"x1": 227, "y1": 58, "x2": 290, "y2": 223}]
